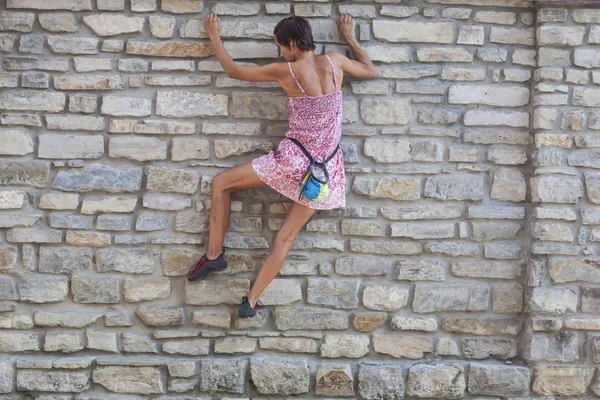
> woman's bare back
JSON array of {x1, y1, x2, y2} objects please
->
[{"x1": 283, "y1": 53, "x2": 342, "y2": 98}]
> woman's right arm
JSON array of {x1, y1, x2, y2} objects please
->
[
  {"x1": 336, "y1": 15, "x2": 376, "y2": 79},
  {"x1": 205, "y1": 13, "x2": 285, "y2": 82}
]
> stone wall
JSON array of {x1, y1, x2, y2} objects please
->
[{"x1": 0, "y1": 0, "x2": 598, "y2": 398}]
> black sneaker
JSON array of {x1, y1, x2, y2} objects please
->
[
  {"x1": 237, "y1": 295, "x2": 263, "y2": 318},
  {"x1": 186, "y1": 249, "x2": 227, "y2": 281}
]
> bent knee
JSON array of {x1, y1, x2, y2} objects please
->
[
  {"x1": 274, "y1": 231, "x2": 298, "y2": 248},
  {"x1": 212, "y1": 172, "x2": 234, "y2": 194}
]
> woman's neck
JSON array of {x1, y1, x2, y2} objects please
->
[{"x1": 293, "y1": 51, "x2": 316, "y2": 62}]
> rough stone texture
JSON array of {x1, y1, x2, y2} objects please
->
[
  {"x1": 92, "y1": 366, "x2": 163, "y2": 394},
  {"x1": 407, "y1": 364, "x2": 466, "y2": 398},
  {"x1": 250, "y1": 357, "x2": 309, "y2": 395},
  {"x1": 0, "y1": 1, "x2": 597, "y2": 398}
]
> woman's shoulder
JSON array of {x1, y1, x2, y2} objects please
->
[{"x1": 324, "y1": 50, "x2": 347, "y2": 67}]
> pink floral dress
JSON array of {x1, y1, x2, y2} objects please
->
[{"x1": 252, "y1": 54, "x2": 345, "y2": 210}]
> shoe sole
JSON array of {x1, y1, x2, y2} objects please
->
[
  {"x1": 187, "y1": 262, "x2": 227, "y2": 281},
  {"x1": 237, "y1": 308, "x2": 257, "y2": 318}
]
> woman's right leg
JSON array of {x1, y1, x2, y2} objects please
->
[{"x1": 206, "y1": 160, "x2": 266, "y2": 259}]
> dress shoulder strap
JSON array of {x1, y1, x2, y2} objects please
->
[
  {"x1": 324, "y1": 54, "x2": 338, "y2": 90},
  {"x1": 287, "y1": 62, "x2": 306, "y2": 96}
]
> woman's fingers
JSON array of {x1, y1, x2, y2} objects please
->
[{"x1": 204, "y1": 12, "x2": 220, "y2": 34}]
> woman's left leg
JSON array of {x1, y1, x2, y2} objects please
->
[
  {"x1": 207, "y1": 161, "x2": 266, "y2": 259},
  {"x1": 246, "y1": 202, "x2": 316, "y2": 307}
]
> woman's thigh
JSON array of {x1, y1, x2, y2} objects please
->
[
  {"x1": 275, "y1": 202, "x2": 317, "y2": 244},
  {"x1": 212, "y1": 161, "x2": 266, "y2": 193}
]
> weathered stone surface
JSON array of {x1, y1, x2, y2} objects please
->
[
  {"x1": 157, "y1": 91, "x2": 227, "y2": 118},
  {"x1": 124, "y1": 278, "x2": 170, "y2": 302},
  {"x1": 0, "y1": 247, "x2": 17, "y2": 270},
  {"x1": 7, "y1": 0, "x2": 91, "y2": 10},
  {"x1": 352, "y1": 313, "x2": 385, "y2": 333},
  {"x1": 96, "y1": 248, "x2": 157, "y2": 274},
  {"x1": 39, "y1": 134, "x2": 104, "y2": 159},
  {"x1": 136, "y1": 305, "x2": 183, "y2": 326},
  {"x1": 214, "y1": 139, "x2": 272, "y2": 159},
  {"x1": 34, "y1": 311, "x2": 102, "y2": 328},
  {"x1": 6, "y1": 226, "x2": 60, "y2": 244},
  {"x1": 185, "y1": 279, "x2": 249, "y2": 305},
  {"x1": 0, "y1": 11, "x2": 35, "y2": 32},
  {"x1": 39, "y1": 246, "x2": 93, "y2": 274},
  {"x1": 491, "y1": 168, "x2": 527, "y2": 202},
  {"x1": 81, "y1": 196, "x2": 137, "y2": 214},
  {"x1": 380, "y1": 204, "x2": 462, "y2": 221},
  {"x1": 538, "y1": 26, "x2": 583, "y2": 49},
  {"x1": 407, "y1": 364, "x2": 465, "y2": 398},
  {"x1": 71, "y1": 274, "x2": 119, "y2": 303},
  {"x1": 166, "y1": 338, "x2": 211, "y2": 355},
  {"x1": 373, "y1": 21, "x2": 452, "y2": 43},
  {"x1": 0, "y1": 90, "x2": 65, "y2": 112},
  {"x1": 463, "y1": 337, "x2": 517, "y2": 359},
  {"x1": 143, "y1": 194, "x2": 191, "y2": 211},
  {"x1": 373, "y1": 335, "x2": 432, "y2": 359},
  {"x1": 531, "y1": 176, "x2": 583, "y2": 204},
  {"x1": 275, "y1": 307, "x2": 348, "y2": 330},
  {"x1": 146, "y1": 166, "x2": 200, "y2": 194},
  {"x1": 54, "y1": 74, "x2": 122, "y2": 90},
  {"x1": 200, "y1": 359, "x2": 245, "y2": 393},
  {"x1": 449, "y1": 85, "x2": 530, "y2": 107},
  {"x1": 358, "y1": 364, "x2": 404, "y2": 400},
  {"x1": 335, "y1": 256, "x2": 390, "y2": 276},
  {"x1": 391, "y1": 316, "x2": 438, "y2": 332},
  {"x1": 364, "y1": 138, "x2": 443, "y2": 163},
  {"x1": 360, "y1": 99, "x2": 410, "y2": 125},
  {"x1": 258, "y1": 279, "x2": 302, "y2": 306},
  {"x1": 528, "y1": 331, "x2": 578, "y2": 362},
  {"x1": 4, "y1": 56, "x2": 69, "y2": 71},
  {"x1": 259, "y1": 337, "x2": 316, "y2": 353},
  {"x1": 530, "y1": 287, "x2": 577, "y2": 315},
  {"x1": 19, "y1": 275, "x2": 68, "y2": 303},
  {"x1": 54, "y1": 164, "x2": 141, "y2": 193},
  {"x1": 162, "y1": 0, "x2": 203, "y2": 13},
  {"x1": 363, "y1": 284, "x2": 408, "y2": 311},
  {"x1": 126, "y1": 40, "x2": 213, "y2": 58},
  {"x1": 48, "y1": 36, "x2": 98, "y2": 54},
  {"x1": 122, "y1": 332, "x2": 158, "y2": 353},
  {"x1": 82, "y1": 14, "x2": 144, "y2": 36},
  {"x1": 250, "y1": 357, "x2": 309, "y2": 395},
  {"x1": 169, "y1": 138, "x2": 209, "y2": 162},
  {"x1": 413, "y1": 283, "x2": 489, "y2": 313},
  {"x1": 16, "y1": 369, "x2": 90, "y2": 392},
  {"x1": 532, "y1": 366, "x2": 594, "y2": 396},
  {"x1": 353, "y1": 176, "x2": 420, "y2": 201},
  {"x1": 0, "y1": 190, "x2": 26, "y2": 210},
  {"x1": 442, "y1": 318, "x2": 520, "y2": 336},
  {"x1": 0, "y1": 331, "x2": 39, "y2": 352},
  {"x1": 394, "y1": 259, "x2": 446, "y2": 281},
  {"x1": 92, "y1": 366, "x2": 164, "y2": 394},
  {"x1": 315, "y1": 364, "x2": 354, "y2": 397},
  {"x1": 101, "y1": 95, "x2": 151, "y2": 116},
  {"x1": 0, "y1": 128, "x2": 33, "y2": 156},
  {"x1": 582, "y1": 287, "x2": 600, "y2": 313},
  {"x1": 39, "y1": 13, "x2": 77, "y2": 32},
  {"x1": 425, "y1": 174, "x2": 484, "y2": 201},
  {"x1": 549, "y1": 258, "x2": 600, "y2": 283},
  {"x1": 391, "y1": 222, "x2": 455, "y2": 239},
  {"x1": 307, "y1": 277, "x2": 359, "y2": 309},
  {"x1": 321, "y1": 334, "x2": 369, "y2": 358},
  {"x1": 86, "y1": 329, "x2": 118, "y2": 352},
  {"x1": 109, "y1": 136, "x2": 167, "y2": 161}
]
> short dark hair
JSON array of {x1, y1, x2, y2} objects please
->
[{"x1": 274, "y1": 16, "x2": 316, "y2": 51}]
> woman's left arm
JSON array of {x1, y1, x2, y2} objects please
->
[{"x1": 205, "y1": 13, "x2": 284, "y2": 82}]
